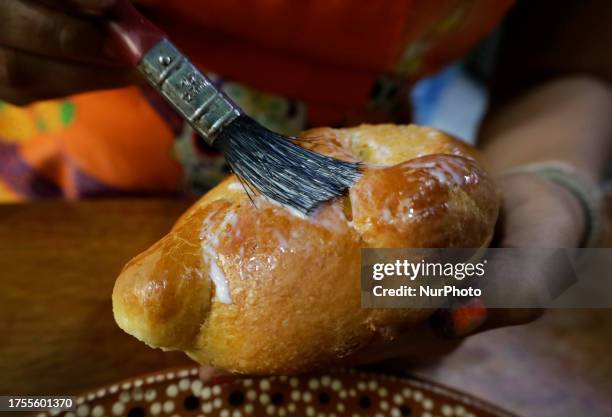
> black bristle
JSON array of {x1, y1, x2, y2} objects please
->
[{"x1": 216, "y1": 115, "x2": 361, "y2": 214}]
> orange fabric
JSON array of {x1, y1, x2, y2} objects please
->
[
  {"x1": 141, "y1": 0, "x2": 512, "y2": 110},
  {"x1": 15, "y1": 88, "x2": 181, "y2": 196},
  {"x1": 0, "y1": 0, "x2": 514, "y2": 201}
]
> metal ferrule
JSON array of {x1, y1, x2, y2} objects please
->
[{"x1": 137, "y1": 39, "x2": 240, "y2": 145}]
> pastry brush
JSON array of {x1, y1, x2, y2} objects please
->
[{"x1": 106, "y1": 0, "x2": 361, "y2": 214}]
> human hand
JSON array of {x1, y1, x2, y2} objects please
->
[
  {"x1": 261, "y1": 173, "x2": 584, "y2": 372},
  {"x1": 475, "y1": 171, "x2": 586, "y2": 327},
  {"x1": 356, "y1": 172, "x2": 587, "y2": 366},
  {"x1": 197, "y1": 171, "x2": 587, "y2": 379},
  {"x1": 0, "y1": 0, "x2": 134, "y2": 105},
  {"x1": 358, "y1": 172, "x2": 586, "y2": 362}
]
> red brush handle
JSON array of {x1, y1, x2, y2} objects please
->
[{"x1": 106, "y1": 0, "x2": 166, "y2": 66}]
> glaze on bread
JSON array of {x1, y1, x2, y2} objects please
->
[{"x1": 112, "y1": 125, "x2": 499, "y2": 374}]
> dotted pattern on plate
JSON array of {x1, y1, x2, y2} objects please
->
[{"x1": 36, "y1": 368, "x2": 516, "y2": 417}]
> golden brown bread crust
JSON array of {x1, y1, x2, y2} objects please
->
[{"x1": 112, "y1": 124, "x2": 500, "y2": 374}]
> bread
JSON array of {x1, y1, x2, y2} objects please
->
[{"x1": 112, "y1": 124, "x2": 499, "y2": 374}]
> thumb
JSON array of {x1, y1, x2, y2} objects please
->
[
  {"x1": 198, "y1": 367, "x2": 236, "y2": 385},
  {"x1": 36, "y1": 0, "x2": 116, "y2": 14},
  {"x1": 67, "y1": 0, "x2": 117, "y2": 14}
]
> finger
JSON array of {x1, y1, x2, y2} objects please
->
[
  {"x1": 430, "y1": 299, "x2": 542, "y2": 339},
  {"x1": 0, "y1": 0, "x2": 116, "y2": 65},
  {"x1": 430, "y1": 298, "x2": 489, "y2": 338},
  {"x1": 430, "y1": 249, "x2": 569, "y2": 338},
  {"x1": 198, "y1": 367, "x2": 235, "y2": 385},
  {"x1": 345, "y1": 322, "x2": 464, "y2": 366},
  {"x1": 496, "y1": 173, "x2": 585, "y2": 248},
  {"x1": 0, "y1": 46, "x2": 134, "y2": 105},
  {"x1": 429, "y1": 250, "x2": 568, "y2": 338},
  {"x1": 37, "y1": 0, "x2": 116, "y2": 15},
  {"x1": 480, "y1": 308, "x2": 544, "y2": 330},
  {"x1": 69, "y1": 0, "x2": 116, "y2": 13}
]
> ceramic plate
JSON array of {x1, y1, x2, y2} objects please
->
[{"x1": 34, "y1": 367, "x2": 517, "y2": 417}]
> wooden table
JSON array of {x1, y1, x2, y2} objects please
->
[
  {"x1": 0, "y1": 200, "x2": 194, "y2": 395},
  {"x1": 1, "y1": 198, "x2": 610, "y2": 417}
]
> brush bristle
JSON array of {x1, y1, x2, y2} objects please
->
[{"x1": 216, "y1": 115, "x2": 361, "y2": 214}]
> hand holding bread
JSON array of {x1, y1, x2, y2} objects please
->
[{"x1": 113, "y1": 124, "x2": 500, "y2": 374}]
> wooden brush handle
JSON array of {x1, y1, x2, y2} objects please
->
[
  {"x1": 104, "y1": 0, "x2": 240, "y2": 144},
  {"x1": 106, "y1": 0, "x2": 166, "y2": 65}
]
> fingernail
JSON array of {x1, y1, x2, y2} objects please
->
[
  {"x1": 431, "y1": 298, "x2": 488, "y2": 338},
  {"x1": 199, "y1": 367, "x2": 235, "y2": 385},
  {"x1": 209, "y1": 374, "x2": 235, "y2": 386}
]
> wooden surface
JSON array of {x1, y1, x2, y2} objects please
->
[
  {"x1": 0, "y1": 198, "x2": 610, "y2": 417},
  {"x1": 0, "y1": 199, "x2": 194, "y2": 395}
]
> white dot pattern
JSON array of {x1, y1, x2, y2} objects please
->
[
  {"x1": 34, "y1": 368, "x2": 510, "y2": 417},
  {"x1": 90, "y1": 405, "x2": 104, "y2": 417}
]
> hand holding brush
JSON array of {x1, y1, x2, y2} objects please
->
[
  {"x1": 0, "y1": 0, "x2": 132, "y2": 105},
  {"x1": 105, "y1": 0, "x2": 361, "y2": 214},
  {"x1": 0, "y1": 0, "x2": 360, "y2": 213}
]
